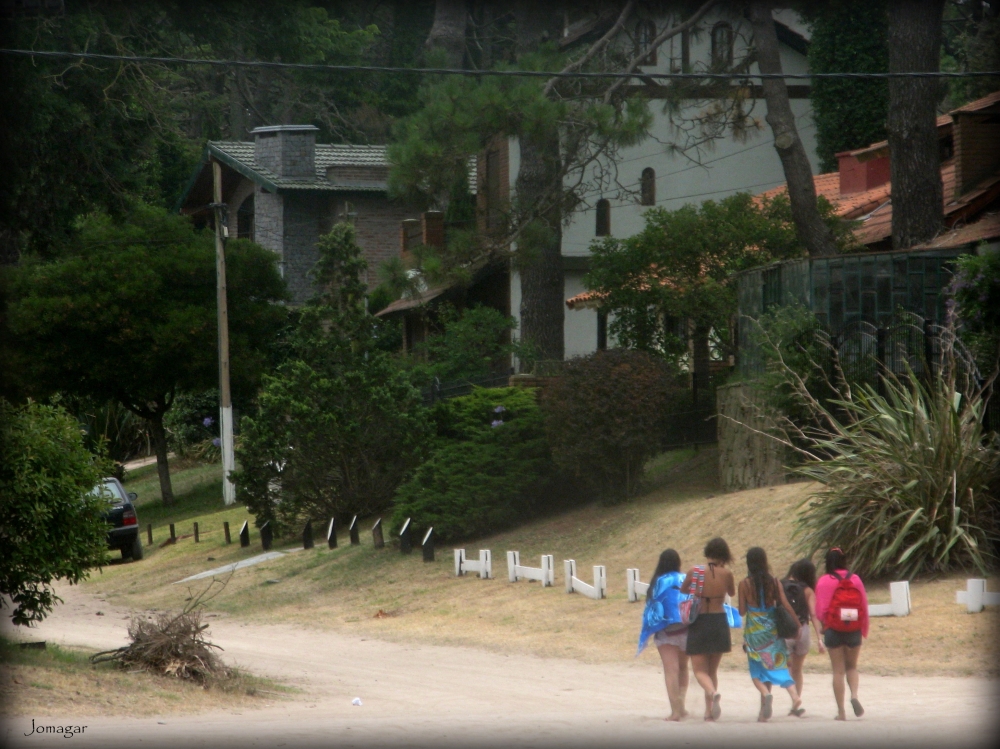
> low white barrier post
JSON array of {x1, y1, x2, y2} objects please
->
[
  {"x1": 626, "y1": 569, "x2": 650, "y2": 603},
  {"x1": 454, "y1": 549, "x2": 493, "y2": 578},
  {"x1": 507, "y1": 551, "x2": 554, "y2": 586},
  {"x1": 869, "y1": 581, "x2": 911, "y2": 617},
  {"x1": 564, "y1": 560, "x2": 606, "y2": 600},
  {"x1": 954, "y1": 579, "x2": 1000, "y2": 611}
]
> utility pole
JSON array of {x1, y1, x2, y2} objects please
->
[{"x1": 212, "y1": 160, "x2": 236, "y2": 505}]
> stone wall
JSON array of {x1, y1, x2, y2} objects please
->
[
  {"x1": 282, "y1": 193, "x2": 326, "y2": 305},
  {"x1": 330, "y1": 193, "x2": 420, "y2": 289},
  {"x1": 254, "y1": 128, "x2": 316, "y2": 179},
  {"x1": 716, "y1": 382, "x2": 786, "y2": 492},
  {"x1": 254, "y1": 188, "x2": 284, "y2": 263}
]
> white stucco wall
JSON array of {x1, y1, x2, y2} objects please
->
[{"x1": 508, "y1": 9, "x2": 819, "y2": 365}]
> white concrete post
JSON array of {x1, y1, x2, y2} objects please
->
[
  {"x1": 507, "y1": 551, "x2": 519, "y2": 582},
  {"x1": 967, "y1": 579, "x2": 986, "y2": 613},
  {"x1": 565, "y1": 560, "x2": 576, "y2": 593},
  {"x1": 890, "y1": 581, "x2": 911, "y2": 616},
  {"x1": 454, "y1": 549, "x2": 466, "y2": 577},
  {"x1": 542, "y1": 555, "x2": 554, "y2": 587},
  {"x1": 627, "y1": 569, "x2": 639, "y2": 603},
  {"x1": 595, "y1": 566, "x2": 606, "y2": 599},
  {"x1": 480, "y1": 549, "x2": 492, "y2": 579}
]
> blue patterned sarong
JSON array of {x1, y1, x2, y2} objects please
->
[
  {"x1": 744, "y1": 586, "x2": 794, "y2": 688},
  {"x1": 637, "y1": 571, "x2": 690, "y2": 655}
]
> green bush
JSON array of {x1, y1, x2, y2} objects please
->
[
  {"x1": 391, "y1": 387, "x2": 554, "y2": 541},
  {"x1": 163, "y1": 389, "x2": 219, "y2": 458},
  {"x1": 539, "y1": 349, "x2": 677, "y2": 501},
  {"x1": 1, "y1": 399, "x2": 112, "y2": 625},
  {"x1": 794, "y1": 369, "x2": 1000, "y2": 579}
]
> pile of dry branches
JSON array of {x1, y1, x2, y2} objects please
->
[{"x1": 91, "y1": 577, "x2": 230, "y2": 683}]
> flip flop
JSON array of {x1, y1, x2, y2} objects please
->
[
  {"x1": 711, "y1": 693, "x2": 722, "y2": 721},
  {"x1": 789, "y1": 707, "x2": 806, "y2": 717},
  {"x1": 851, "y1": 697, "x2": 864, "y2": 717},
  {"x1": 762, "y1": 693, "x2": 773, "y2": 720}
]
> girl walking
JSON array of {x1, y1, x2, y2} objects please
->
[
  {"x1": 815, "y1": 547, "x2": 869, "y2": 720},
  {"x1": 738, "y1": 547, "x2": 802, "y2": 721},
  {"x1": 781, "y1": 558, "x2": 825, "y2": 703},
  {"x1": 682, "y1": 537, "x2": 734, "y2": 721},
  {"x1": 637, "y1": 549, "x2": 690, "y2": 721}
]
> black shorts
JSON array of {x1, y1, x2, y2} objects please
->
[
  {"x1": 685, "y1": 612, "x2": 732, "y2": 655},
  {"x1": 823, "y1": 629, "x2": 862, "y2": 649}
]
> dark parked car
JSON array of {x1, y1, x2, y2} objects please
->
[{"x1": 92, "y1": 477, "x2": 144, "y2": 561}]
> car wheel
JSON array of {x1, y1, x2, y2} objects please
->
[
  {"x1": 120, "y1": 546, "x2": 132, "y2": 560},
  {"x1": 130, "y1": 536, "x2": 144, "y2": 562}
]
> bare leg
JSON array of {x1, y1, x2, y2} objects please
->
[
  {"x1": 658, "y1": 644, "x2": 684, "y2": 720},
  {"x1": 690, "y1": 654, "x2": 716, "y2": 718},
  {"x1": 785, "y1": 682, "x2": 802, "y2": 713},
  {"x1": 678, "y1": 652, "x2": 690, "y2": 717},
  {"x1": 844, "y1": 645, "x2": 862, "y2": 715},
  {"x1": 789, "y1": 652, "x2": 805, "y2": 697},
  {"x1": 828, "y1": 646, "x2": 847, "y2": 720},
  {"x1": 708, "y1": 652, "x2": 723, "y2": 691}
]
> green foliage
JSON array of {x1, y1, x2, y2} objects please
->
[
  {"x1": 392, "y1": 387, "x2": 553, "y2": 541},
  {"x1": 540, "y1": 350, "x2": 679, "y2": 501},
  {"x1": 941, "y1": 3, "x2": 1000, "y2": 107},
  {"x1": 7, "y1": 205, "x2": 287, "y2": 413},
  {"x1": 585, "y1": 194, "x2": 848, "y2": 363},
  {"x1": 747, "y1": 305, "x2": 837, "y2": 428},
  {"x1": 408, "y1": 305, "x2": 525, "y2": 385},
  {"x1": 793, "y1": 372, "x2": 1000, "y2": 579},
  {"x1": 807, "y1": 0, "x2": 890, "y2": 172},
  {"x1": 947, "y1": 250, "x2": 1000, "y2": 371},
  {"x1": 163, "y1": 390, "x2": 220, "y2": 458},
  {"x1": 0, "y1": 399, "x2": 113, "y2": 625},
  {"x1": 70, "y1": 397, "x2": 151, "y2": 465},
  {"x1": 234, "y1": 224, "x2": 431, "y2": 532}
]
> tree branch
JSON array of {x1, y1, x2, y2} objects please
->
[{"x1": 543, "y1": 0, "x2": 637, "y2": 98}]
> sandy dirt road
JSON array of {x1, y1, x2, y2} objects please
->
[{"x1": 2, "y1": 584, "x2": 997, "y2": 749}]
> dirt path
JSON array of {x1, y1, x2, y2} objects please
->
[{"x1": 2, "y1": 584, "x2": 996, "y2": 749}]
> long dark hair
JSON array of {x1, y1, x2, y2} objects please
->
[
  {"x1": 647, "y1": 548, "x2": 682, "y2": 601},
  {"x1": 786, "y1": 558, "x2": 817, "y2": 590},
  {"x1": 825, "y1": 547, "x2": 848, "y2": 575},
  {"x1": 746, "y1": 546, "x2": 777, "y2": 606}
]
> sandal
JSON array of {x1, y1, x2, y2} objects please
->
[
  {"x1": 710, "y1": 693, "x2": 722, "y2": 721},
  {"x1": 760, "y1": 693, "x2": 773, "y2": 721},
  {"x1": 851, "y1": 697, "x2": 864, "y2": 717}
]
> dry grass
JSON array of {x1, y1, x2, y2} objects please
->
[
  {"x1": 0, "y1": 640, "x2": 286, "y2": 718},
  {"x1": 85, "y1": 448, "x2": 1000, "y2": 678}
]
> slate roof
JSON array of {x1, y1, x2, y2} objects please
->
[{"x1": 208, "y1": 141, "x2": 393, "y2": 193}]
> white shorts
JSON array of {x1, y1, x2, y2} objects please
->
[
  {"x1": 654, "y1": 628, "x2": 688, "y2": 650},
  {"x1": 785, "y1": 623, "x2": 811, "y2": 656}
]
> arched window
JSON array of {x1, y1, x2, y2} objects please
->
[
  {"x1": 236, "y1": 194, "x2": 254, "y2": 241},
  {"x1": 711, "y1": 23, "x2": 734, "y2": 69},
  {"x1": 595, "y1": 199, "x2": 611, "y2": 237},
  {"x1": 635, "y1": 19, "x2": 657, "y2": 66},
  {"x1": 640, "y1": 168, "x2": 656, "y2": 206}
]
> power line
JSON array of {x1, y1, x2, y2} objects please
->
[{"x1": 2, "y1": 48, "x2": 998, "y2": 80}]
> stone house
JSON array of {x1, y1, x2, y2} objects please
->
[{"x1": 178, "y1": 124, "x2": 423, "y2": 305}]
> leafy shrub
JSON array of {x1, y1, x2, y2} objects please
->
[
  {"x1": 407, "y1": 304, "x2": 528, "y2": 386},
  {"x1": 1, "y1": 399, "x2": 113, "y2": 625},
  {"x1": 163, "y1": 389, "x2": 220, "y2": 458},
  {"x1": 233, "y1": 223, "x2": 432, "y2": 533},
  {"x1": 540, "y1": 349, "x2": 677, "y2": 501},
  {"x1": 391, "y1": 387, "x2": 553, "y2": 541},
  {"x1": 948, "y1": 249, "x2": 1000, "y2": 372},
  {"x1": 792, "y1": 368, "x2": 1000, "y2": 579}
]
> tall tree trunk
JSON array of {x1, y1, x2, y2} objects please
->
[
  {"x1": 887, "y1": 0, "x2": 945, "y2": 250},
  {"x1": 147, "y1": 413, "x2": 175, "y2": 506},
  {"x1": 515, "y1": 2, "x2": 565, "y2": 362},
  {"x1": 425, "y1": 0, "x2": 467, "y2": 67},
  {"x1": 748, "y1": 2, "x2": 839, "y2": 258}
]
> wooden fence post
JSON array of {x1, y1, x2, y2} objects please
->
[
  {"x1": 399, "y1": 518, "x2": 412, "y2": 554},
  {"x1": 224, "y1": 521, "x2": 231, "y2": 544},
  {"x1": 327, "y1": 518, "x2": 337, "y2": 549},
  {"x1": 349, "y1": 515, "x2": 360, "y2": 546},
  {"x1": 147, "y1": 524, "x2": 153, "y2": 545},
  {"x1": 260, "y1": 520, "x2": 273, "y2": 551},
  {"x1": 169, "y1": 523, "x2": 176, "y2": 542},
  {"x1": 303, "y1": 520, "x2": 314, "y2": 550},
  {"x1": 422, "y1": 527, "x2": 434, "y2": 562},
  {"x1": 372, "y1": 518, "x2": 384, "y2": 549},
  {"x1": 193, "y1": 522, "x2": 199, "y2": 543},
  {"x1": 239, "y1": 520, "x2": 249, "y2": 548}
]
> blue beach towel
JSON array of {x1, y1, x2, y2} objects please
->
[{"x1": 637, "y1": 571, "x2": 690, "y2": 655}]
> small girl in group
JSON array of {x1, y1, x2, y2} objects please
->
[
  {"x1": 637, "y1": 548, "x2": 690, "y2": 721},
  {"x1": 738, "y1": 546, "x2": 802, "y2": 722},
  {"x1": 781, "y1": 558, "x2": 825, "y2": 704}
]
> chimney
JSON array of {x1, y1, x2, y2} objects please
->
[
  {"x1": 252, "y1": 125, "x2": 318, "y2": 180},
  {"x1": 836, "y1": 150, "x2": 890, "y2": 195},
  {"x1": 421, "y1": 211, "x2": 445, "y2": 249}
]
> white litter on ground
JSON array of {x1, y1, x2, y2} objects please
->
[
  {"x1": 352, "y1": 697, "x2": 363, "y2": 706},
  {"x1": 173, "y1": 552, "x2": 287, "y2": 584}
]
